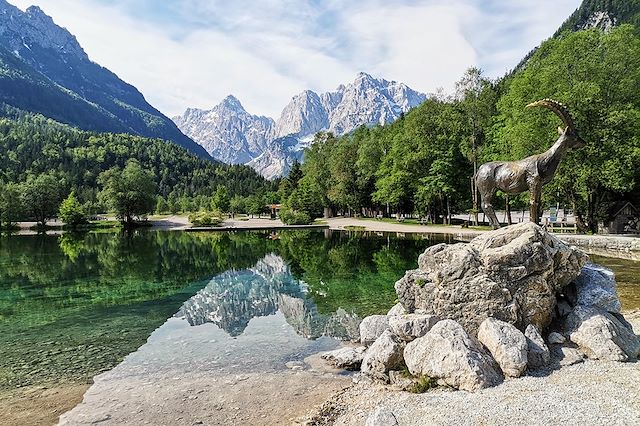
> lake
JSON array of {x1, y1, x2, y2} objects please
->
[
  {"x1": 0, "y1": 229, "x2": 456, "y2": 393},
  {"x1": 0, "y1": 229, "x2": 638, "y2": 424}
]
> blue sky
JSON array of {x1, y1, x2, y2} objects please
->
[{"x1": 11, "y1": 0, "x2": 582, "y2": 118}]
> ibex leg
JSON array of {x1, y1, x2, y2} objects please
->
[
  {"x1": 529, "y1": 180, "x2": 542, "y2": 224},
  {"x1": 480, "y1": 192, "x2": 500, "y2": 229}
]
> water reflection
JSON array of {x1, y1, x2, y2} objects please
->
[
  {"x1": 176, "y1": 254, "x2": 361, "y2": 340},
  {"x1": 0, "y1": 230, "x2": 433, "y2": 389}
]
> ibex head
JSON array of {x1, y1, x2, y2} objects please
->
[{"x1": 527, "y1": 99, "x2": 586, "y2": 149}]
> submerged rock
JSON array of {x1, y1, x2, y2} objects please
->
[
  {"x1": 361, "y1": 330, "x2": 405, "y2": 381},
  {"x1": 565, "y1": 306, "x2": 640, "y2": 361},
  {"x1": 525, "y1": 324, "x2": 550, "y2": 369},
  {"x1": 477, "y1": 318, "x2": 528, "y2": 378},
  {"x1": 388, "y1": 314, "x2": 439, "y2": 342},
  {"x1": 395, "y1": 223, "x2": 587, "y2": 334},
  {"x1": 359, "y1": 315, "x2": 390, "y2": 345},
  {"x1": 404, "y1": 320, "x2": 502, "y2": 392}
]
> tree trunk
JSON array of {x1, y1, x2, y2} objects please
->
[{"x1": 472, "y1": 158, "x2": 478, "y2": 226}]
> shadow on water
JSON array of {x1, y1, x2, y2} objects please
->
[{"x1": 0, "y1": 229, "x2": 443, "y2": 390}]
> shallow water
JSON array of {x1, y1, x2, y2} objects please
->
[
  {"x1": 591, "y1": 254, "x2": 640, "y2": 311},
  {"x1": 0, "y1": 229, "x2": 447, "y2": 390},
  {"x1": 0, "y1": 229, "x2": 638, "y2": 394}
]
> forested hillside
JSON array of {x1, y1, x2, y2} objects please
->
[
  {"x1": 0, "y1": 109, "x2": 271, "y2": 210},
  {"x1": 0, "y1": 1, "x2": 210, "y2": 158},
  {"x1": 283, "y1": 24, "x2": 640, "y2": 232},
  {"x1": 556, "y1": 0, "x2": 640, "y2": 33}
]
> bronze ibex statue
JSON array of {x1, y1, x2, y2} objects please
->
[{"x1": 475, "y1": 99, "x2": 585, "y2": 228}]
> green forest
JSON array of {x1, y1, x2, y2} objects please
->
[
  {"x1": 2, "y1": 2, "x2": 640, "y2": 232},
  {"x1": 279, "y1": 25, "x2": 640, "y2": 232},
  {"x1": 0, "y1": 107, "x2": 276, "y2": 227}
]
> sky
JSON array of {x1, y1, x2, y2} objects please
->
[{"x1": 11, "y1": 0, "x2": 582, "y2": 118}]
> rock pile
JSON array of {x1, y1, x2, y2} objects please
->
[{"x1": 322, "y1": 223, "x2": 640, "y2": 392}]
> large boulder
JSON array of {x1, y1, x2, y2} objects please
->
[
  {"x1": 321, "y1": 346, "x2": 367, "y2": 370},
  {"x1": 524, "y1": 324, "x2": 550, "y2": 369},
  {"x1": 359, "y1": 315, "x2": 390, "y2": 345},
  {"x1": 361, "y1": 330, "x2": 405, "y2": 381},
  {"x1": 404, "y1": 320, "x2": 502, "y2": 392},
  {"x1": 395, "y1": 223, "x2": 588, "y2": 334},
  {"x1": 388, "y1": 314, "x2": 439, "y2": 342},
  {"x1": 565, "y1": 305, "x2": 640, "y2": 361},
  {"x1": 477, "y1": 318, "x2": 528, "y2": 378},
  {"x1": 572, "y1": 264, "x2": 621, "y2": 313}
]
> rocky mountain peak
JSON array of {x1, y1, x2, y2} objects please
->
[
  {"x1": 0, "y1": 1, "x2": 87, "y2": 60},
  {"x1": 173, "y1": 95, "x2": 275, "y2": 165},
  {"x1": 176, "y1": 72, "x2": 426, "y2": 178},
  {"x1": 220, "y1": 94, "x2": 245, "y2": 111},
  {"x1": 274, "y1": 89, "x2": 328, "y2": 139}
]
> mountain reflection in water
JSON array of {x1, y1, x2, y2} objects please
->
[{"x1": 176, "y1": 254, "x2": 361, "y2": 340}]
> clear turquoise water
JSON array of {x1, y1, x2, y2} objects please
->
[
  {"x1": 0, "y1": 229, "x2": 449, "y2": 389},
  {"x1": 0, "y1": 230, "x2": 636, "y2": 391}
]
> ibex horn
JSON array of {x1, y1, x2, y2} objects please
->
[{"x1": 526, "y1": 99, "x2": 575, "y2": 130}]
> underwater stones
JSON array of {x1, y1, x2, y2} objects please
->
[{"x1": 477, "y1": 318, "x2": 528, "y2": 378}]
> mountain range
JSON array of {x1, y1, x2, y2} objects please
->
[
  {"x1": 1, "y1": 0, "x2": 637, "y2": 180},
  {"x1": 173, "y1": 73, "x2": 427, "y2": 179},
  {"x1": 0, "y1": 0, "x2": 210, "y2": 158}
]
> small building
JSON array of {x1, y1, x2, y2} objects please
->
[
  {"x1": 270, "y1": 203, "x2": 281, "y2": 219},
  {"x1": 604, "y1": 202, "x2": 639, "y2": 234}
]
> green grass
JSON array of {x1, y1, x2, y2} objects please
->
[{"x1": 344, "y1": 225, "x2": 365, "y2": 231}]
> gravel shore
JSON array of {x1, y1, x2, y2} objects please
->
[{"x1": 308, "y1": 312, "x2": 640, "y2": 426}]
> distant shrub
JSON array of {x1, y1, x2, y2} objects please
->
[
  {"x1": 279, "y1": 208, "x2": 312, "y2": 225},
  {"x1": 188, "y1": 211, "x2": 223, "y2": 227}
]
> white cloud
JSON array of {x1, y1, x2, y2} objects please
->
[{"x1": 9, "y1": 0, "x2": 582, "y2": 118}]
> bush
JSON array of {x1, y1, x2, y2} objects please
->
[
  {"x1": 59, "y1": 192, "x2": 88, "y2": 227},
  {"x1": 188, "y1": 211, "x2": 223, "y2": 227},
  {"x1": 279, "y1": 208, "x2": 312, "y2": 225}
]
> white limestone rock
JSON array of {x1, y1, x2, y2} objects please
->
[
  {"x1": 396, "y1": 223, "x2": 588, "y2": 334},
  {"x1": 565, "y1": 306, "x2": 640, "y2": 361},
  {"x1": 388, "y1": 314, "x2": 439, "y2": 341},
  {"x1": 524, "y1": 324, "x2": 550, "y2": 369},
  {"x1": 320, "y1": 346, "x2": 367, "y2": 370},
  {"x1": 361, "y1": 330, "x2": 404, "y2": 381},
  {"x1": 404, "y1": 320, "x2": 503, "y2": 392},
  {"x1": 359, "y1": 315, "x2": 390, "y2": 345},
  {"x1": 477, "y1": 318, "x2": 528, "y2": 378},
  {"x1": 573, "y1": 264, "x2": 621, "y2": 313}
]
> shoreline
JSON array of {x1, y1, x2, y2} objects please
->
[
  {"x1": 309, "y1": 311, "x2": 640, "y2": 426},
  {"x1": 7, "y1": 215, "x2": 640, "y2": 258}
]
